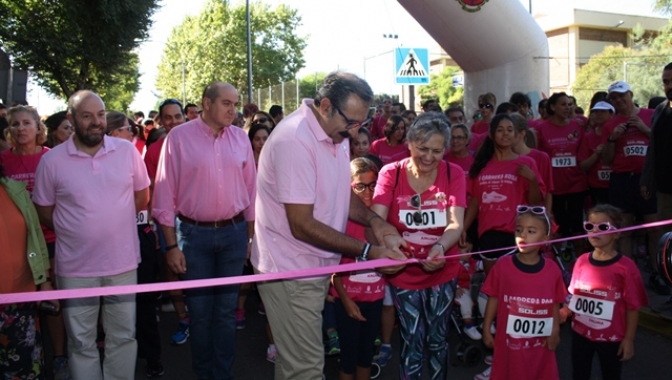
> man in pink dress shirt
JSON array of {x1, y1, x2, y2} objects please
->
[
  {"x1": 33, "y1": 91, "x2": 151, "y2": 380},
  {"x1": 251, "y1": 72, "x2": 407, "y2": 380},
  {"x1": 152, "y1": 82, "x2": 256, "y2": 380}
]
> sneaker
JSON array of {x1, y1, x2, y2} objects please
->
[
  {"x1": 146, "y1": 362, "x2": 164, "y2": 378},
  {"x1": 484, "y1": 355, "x2": 493, "y2": 365},
  {"x1": 474, "y1": 365, "x2": 492, "y2": 380},
  {"x1": 266, "y1": 345, "x2": 277, "y2": 363},
  {"x1": 464, "y1": 326, "x2": 482, "y2": 340},
  {"x1": 236, "y1": 309, "x2": 246, "y2": 330},
  {"x1": 374, "y1": 336, "x2": 382, "y2": 346},
  {"x1": 258, "y1": 302, "x2": 266, "y2": 316},
  {"x1": 53, "y1": 356, "x2": 71, "y2": 380},
  {"x1": 171, "y1": 319, "x2": 189, "y2": 345},
  {"x1": 326, "y1": 333, "x2": 340, "y2": 356},
  {"x1": 160, "y1": 302, "x2": 176, "y2": 313},
  {"x1": 376, "y1": 344, "x2": 392, "y2": 367},
  {"x1": 649, "y1": 273, "x2": 672, "y2": 296}
]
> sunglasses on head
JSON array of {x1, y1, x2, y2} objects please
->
[
  {"x1": 352, "y1": 181, "x2": 376, "y2": 193},
  {"x1": 583, "y1": 222, "x2": 617, "y2": 233},
  {"x1": 478, "y1": 103, "x2": 493, "y2": 109},
  {"x1": 410, "y1": 194, "x2": 423, "y2": 225},
  {"x1": 516, "y1": 205, "x2": 551, "y2": 235}
]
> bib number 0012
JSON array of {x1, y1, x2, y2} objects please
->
[{"x1": 505, "y1": 315, "x2": 553, "y2": 337}]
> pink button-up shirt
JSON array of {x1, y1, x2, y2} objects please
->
[
  {"x1": 32, "y1": 136, "x2": 150, "y2": 277},
  {"x1": 251, "y1": 99, "x2": 351, "y2": 275},
  {"x1": 152, "y1": 116, "x2": 256, "y2": 227}
]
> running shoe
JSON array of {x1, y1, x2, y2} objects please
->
[
  {"x1": 464, "y1": 326, "x2": 482, "y2": 340},
  {"x1": 53, "y1": 356, "x2": 71, "y2": 380},
  {"x1": 171, "y1": 318, "x2": 190, "y2": 345},
  {"x1": 376, "y1": 344, "x2": 392, "y2": 366},
  {"x1": 374, "y1": 336, "x2": 382, "y2": 346},
  {"x1": 258, "y1": 302, "x2": 266, "y2": 315},
  {"x1": 326, "y1": 332, "x2": 340, "y2": 356},
  {"x1": 474, "y1": 365, "x2": 491, "y2": 380},
  {"x1": 266, "y1": 345, "x2": 277, "y2": 363},
  {"x1": 236, "y1": 308, "x2": 246, "y2": 330},
  {"x1": 146, "y1": 361, "x2": 164, "y2": 378},
  {"x1": 484, "y1": 355, "x2": 493, "y2": 365}
]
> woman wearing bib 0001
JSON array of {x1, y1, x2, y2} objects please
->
[{"x1": 372, "y1": 112, "x2": 465, "y2": 380}]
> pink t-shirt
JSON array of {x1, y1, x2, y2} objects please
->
[
  {"x1": 152, "y1": 118, "x2": 256, "y2": 226},
  {"x1": 373, "y1": 159, "x2": 467, "y2": 290},
  {"x1": 468, "y1": 155, "x2": 545, "y2": 237},
  {"x1": 524, "y1": 149, "x2": 555, "y2": 193},
  {"x1": 469, "y1": 132, "x2": 487, "y2": 152},
  {"x1": 32, "y1": 136, "x2": 150, "y2": 277},
  {"x1": 569, "y1": 252, "x2": 648, "y2": 342},
  {"x1": 578, "y1": 130, "x2": 612, "y2": 189},
  {"x1": 143, "y1": 137, "x2": 165, "y2": 181},
  {"x1": 369, "y1": 138, "x2": 410, "y2": 166},
  {"x1": 535, "y1": 119, "x2": 587, "y2": 194},
  {"x1": 251, "y1": 100, "x2": 351, "y2": 276},
  {"x1": 330, "y1": 221, "x2": 386, "y2": 302},
  {"x1": 444, "y1": 151, "x2": 474, "y2": 177},
  {"x1": 0, "y1": 147, "x2": 56, "y2": 243},
  {"x1": 482, "y1": 255, "x2": 566, "y2": 380},
  {"x1": 471, "y1": 121, "x2": 489, "y2": 134},
  {"x1": 369, "y1": 115, "x2": 387, "y2": 140},
  {"x1": 601, "y1": 108, "x2": 654, "y2": 174}
]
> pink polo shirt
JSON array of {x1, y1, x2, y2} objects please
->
[
  {"x1": 251, "y1": 99, "x2": 351, "y2": 276},
  {"x1": 32, "y1": 136, "x2": 150, "y2": 277},
  {"x1": 152, "y1": 116, "x2": 256, "y2": 227}
]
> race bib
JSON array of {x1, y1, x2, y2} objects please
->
[
  {"x1": 136, "y1": 210, "x2": 149, "y2": 225},
  {"x1": 551, "y1": 156, "x2": 576, "y2": 168},
  {"x1": 506, "y1": 315, "x2": 554, "y2": 338},
  {"x1": 623, "y1": 145, "x2": 647, "y2": 157},
  {"x1": 398, "y1": 209, "x2": 447, "y2": 229},
  {"x1": 597, "y1": 170, "x2": 612, "y2": 181},
  {"x1": 568, "y1": 295, "x2": 615, "y2": 321}
]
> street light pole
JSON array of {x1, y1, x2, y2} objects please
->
[{"x1": 246, "y1": 0, "x2": 253, "y2": 104}]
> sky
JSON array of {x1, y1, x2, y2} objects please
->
[{"x1": 25, "y1": 0, "x2": 664, "y2": 114}]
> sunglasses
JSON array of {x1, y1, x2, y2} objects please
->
[
  {"x1": 252, "y1": 117, "x2": 269, "y2": 125},
  {"x1": 335, "y1": 107, "x2": 372, "y2": 130},
  {"x1": 516, "y1": 205, "x2": 551, "y2": 235},
  {"x1": 478, "y1": 103, "x2": 493, "y2": 109},
  {"x1": 410, "y1": 194, "x2": 423, "y2": 225},
  {"x1": 352, "y1": 181, "x2": 376, "y2": 193},
  {"x1": 583, "y1": 222, "x2": 617, "y2": 233}
]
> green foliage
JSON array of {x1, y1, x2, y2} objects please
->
[
  {"x1": 298, "y1": 72, "x2": 327, "y2": 100},
  {"x1": 653, "y1": 0, "x2": 672, "y2": 16},
  {"x1": 417, "y1": 66, "x2": 464, "y2": 109},
  {"x1": 373, "y1": 93, "x2": 399, "y2": 104},
  {"x1": 156, "y1": 0, "x2": 306, "y2": 105},
  {"x1": 0, "y1": 0, "x2": 158, "y2": 103}
]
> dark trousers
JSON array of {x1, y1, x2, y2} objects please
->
[
  {"x1": 334, "y1": 298, "x2": 383, "y2": 374},
  {"x1": 572, "y1": 331, "x2": 622, "y2": 380},
  {"x1": 136, "y1": 224, "x2": 162, "y2": 366}
]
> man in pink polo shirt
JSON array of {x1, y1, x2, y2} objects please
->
[
  {"x1": 32, "y1": 90, "x2": 150, "y2": 380},
  {"x1": 152, "y1": 82, "x2": 256, "y2": 380},
  {"x1": 251, "y1": 72, "x2": 407, "y2": 380}
]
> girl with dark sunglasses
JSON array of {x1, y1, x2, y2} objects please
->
[{"x1": 565, "y1": 204, "x2": 648, "y2": 380}]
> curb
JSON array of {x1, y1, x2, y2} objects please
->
[{"x1": 638, "y1": 307, "x2": 672, "y2": 338}]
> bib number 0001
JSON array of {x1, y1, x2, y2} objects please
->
[{"x1": 398, "y1": 209, "x2": 447, "y2": 229}]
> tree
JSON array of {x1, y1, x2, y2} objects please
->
[
  {"x1": 156, "y1": 0, "x2": 306, "y2": 105},
  {"x1": 0, "y1": 0, "x2": 158, "y2": 103},
  {"x1": 417, "y1": 66, "x2": 464, "y2": 110},
  {"x1": 653, "y1": 0, "x2": 672, "y2": 15},
  {"x1": 298, "y1": 72, "x2": 327, "y2": 100}
]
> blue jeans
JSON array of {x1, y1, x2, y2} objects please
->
[{"x1": 177, "y1": 218, "x2": 247, "y2": 380}]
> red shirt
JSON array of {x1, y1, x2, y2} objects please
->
[
  {"x1": 369, "y1": 115, "x2": 387, "y2": 140},
  {"x1": 569, "y1": 252, "x2": 648, "y2": 342},
  {"x1": 468, "y1": 155, "x2": 545, "y2": 236},
  {"x1": 330, "y1": 221, "x2": 386, "y2": 302},
  {"x1": 444, "y1": 151, "x2": 474, "y2": 178},
  {"x1": 578, "y1": 130, "x2": 612, "y2": 189},
  {"x1": 471, "y1": 121, "x2": 489, "y2": 134},
  {"x1": 524, "y1": 149, "x2": 554, "y2": 193},
  {"x1": 144, "y1": 137, "x2": 165, "y2": 181},
  {"x1": 0, "y1": 147, "x2": 56, "y2": 243},
  {"x1": 134, "y1": 138, "x2": 146, "y2": 157},
  {"x1": 535, "y1": 119, "x2": 587, "y2": 194},
  {"x1": 601, "y1": 108, "x2": 654, "y2": 174},
  {"x1": 373, "y1": 159, "x2": 466, "y2": 290},
  {"x1": 469, "y1": 132, "x2": 487, "y2": 152},
  {"x1": 482, "y1": 255, "x2": 567, "y2": 380},
  {"x1": 369, "y1": 138, "x2": 410, "y2": 166}
]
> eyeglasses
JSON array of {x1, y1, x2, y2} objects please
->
[
  {"x1": 451, "y1": 135, "x2": 467, "y2": 141},
  {"x1": 583, "y1": 222, "x2": 617, "y2": 233},
  {"x1": 516, "y1": 205, "x2": 551, "y2": 236},
  {"x1": 478, "y1": 103, "x2": 493, "y2": 109},
  {"x1": 410, "y1": 194, "x2": 423, "y2": 225},
  {"x1": 352, "y1": 181, "x2": 376, "y2": 193},
  {"x1": 335, "y1": 107, "x2": 372, "y2": 130}
]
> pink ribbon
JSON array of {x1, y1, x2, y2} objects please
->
[{"x1": 2, "y1": 218, "x2": 671, "y2": 304}]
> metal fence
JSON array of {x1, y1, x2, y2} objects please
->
[{"x1": 248, "y1": 79, "x2": 302, "y2": 115}]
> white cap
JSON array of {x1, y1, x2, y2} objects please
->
[
  {"x1": 607, "y1": 81, "x2": 631, "y2": 94},
  {"x1": 591, "y1": 101, "x2": 615, "y2": 113}
]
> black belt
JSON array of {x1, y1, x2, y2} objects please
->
[{"x1": 177, "y1": 213, "x2": 244, "y2": 228}]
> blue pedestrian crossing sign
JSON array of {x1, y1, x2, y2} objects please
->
[{"x1": 395, "y1": 47, "x2": 430, "y2": 85}]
